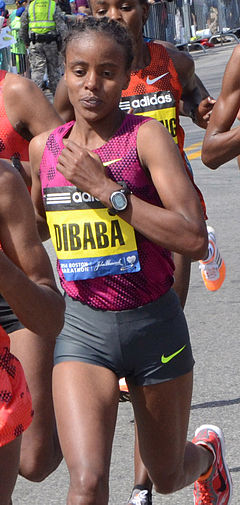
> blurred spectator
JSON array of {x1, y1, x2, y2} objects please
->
[
  {"x1": 71, "y1": 0, "x2": 90, "y2": 15},
  {"x1": 207, "y1": 5, "x2": 219, "y2": 34},
  {"x1": 19, "y1": 0, "x2": 66, "y2": 95},
  {"x1": 0, "y1": 1, "x2": 8, "y2": 27},
  {"x1": 9, "y1": 0, "x2": 27, "y2": 74},
  {"x1": 0, "y1": 1, "x2": 10, "y2": 70},
  {"x1": 57, "y1": 0, "x2": 71, "y2": 14}
]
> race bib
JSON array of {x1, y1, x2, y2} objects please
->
[
  {"x1": 43, "y1": 186, "x2": 141, "y2": 280},
  {"x1": 120, "y1": 91, "x2": 178, "y2": 143}
]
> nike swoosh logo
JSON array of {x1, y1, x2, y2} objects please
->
[
  {"x1": 161, "y1": 345, "x2": 186, "y2": 364},
  {"x1": 103, "y1": 158, "x2": 122, "y2": 167},
  {"x1": 146, "y1": 72, "x2": 169, "y2": 85}
]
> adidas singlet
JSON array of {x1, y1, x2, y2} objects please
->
[
  {"x1": 121, "y1": 42, "x2": 206, "y2": 218},
  {"x1": 121, "y1": 41, "x2": 184, "y2": 152},
  {"x1": 40, "y1": 114, "x2": 175, "y2": 311},
  {"x1": 0, "y1": 70, "x2": 29, "y2": 161}
]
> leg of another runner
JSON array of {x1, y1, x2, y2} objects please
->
[
  {"x1": 172, "y1": 254, "x2": 191, "y2": 310},
  {"x1": 10, "y1": 328, "x2": 62, "y2": 482},
  {"x1": 0, "y1": 436, "x2": 22, "y2": 505}
]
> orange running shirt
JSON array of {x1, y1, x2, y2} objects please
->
[
  {"x1": 0, "y1": 70, "x2": 29, "y2": 162},
  {"x1": 0, "y1": 325, "x2": 33, "y2": 447},
  {"x1": 121, "y1": 42, "x2": 207, "y2": 218},
  {"x1": 121, "y1": 41, "x2": 185, "y2": 154}
]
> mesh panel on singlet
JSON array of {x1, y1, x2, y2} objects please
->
[
  {"x1": 40, "y1": 115, "x2": 174, "y2": 311},
  {"x1": 0, "y1": 325, "x2": 33, "y2": 447},
  {"x1": 0, "y1": 70, "x2": 29, "y2": 162}
]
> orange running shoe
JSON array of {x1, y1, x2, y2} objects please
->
[
  {"x1": 199, "y1": 226, "x2": 226, "y2": 291},
  {"x1": 192, "y1": 424, "x2": 233, "y2": 505},
  {"x1": 119, "y1": 378, "x2": 131, "y2": 402}
]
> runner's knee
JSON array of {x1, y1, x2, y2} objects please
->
[
  {"x1": 68, "y1": 467, "x2": 109, "y2": 505},
  {"x1": 153, "y1": 469, "x2": 183, "y2": 495},
  {"x1": 19, "y1": 440, "x2": 62, "y2": 482}
]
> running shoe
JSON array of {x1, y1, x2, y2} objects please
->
[
  {"x1": 199, "y1": 226, "x2": 226, "y2": 291},
  {"x1": 119, "y1": 378, "x2": 131, "y2": 402},
  {"x1": 192, "y1": 424, "x2": 233, "y2": 504},
  {"x1": 127, "y1": 488, "x2": 152, "y2": 505}
]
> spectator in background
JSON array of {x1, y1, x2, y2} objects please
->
[
  {"x1": 0, "y1": 0, "x2": 8, "y2": 27},
  {"x1": 207, "y1": 5, "x2": 219, "y2": 34},
  {"x1": 71, "y1": 0, "x2": 90, "y2": 16},
  {"x1": 0, "y1": 1, "x2": 10, "y2": 71},
  {"x1": 10, "y1": 0, "x2": 28, "y2": 74},
  {"x1": 19, "y1": 0, "x2": 66, "y2": 95},
  {"x1": 57, "y1": 0, "x2": 71, "y2": 15}
]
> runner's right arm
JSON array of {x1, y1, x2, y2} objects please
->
[{"x1": 30, "y1": 132, "x2": 52, "y2": 241}]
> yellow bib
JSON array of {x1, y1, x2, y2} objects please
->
[{"x1": 44, "y1": 186, "x2": 141, "y2": 280}]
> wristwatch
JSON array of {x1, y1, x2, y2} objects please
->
[{"x1": 108, "y1": 181, "x2": 131, "y2": 216}]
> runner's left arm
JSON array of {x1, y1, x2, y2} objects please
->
[{"x1": 56, "y1": 120, "x2": 208, "y2": 260}]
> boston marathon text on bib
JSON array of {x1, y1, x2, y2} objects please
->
[{"x1": 44, "y1": 186, "x2": 141, "y2": 281}]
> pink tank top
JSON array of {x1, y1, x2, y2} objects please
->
[{"x1": 40, "y1": 114, "x2": 174, "y2": 310}]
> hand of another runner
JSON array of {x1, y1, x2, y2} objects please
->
[
  {"x1": 194, "y1": 96, "x2": 216, "y2": 129},
  {"x1": 56, "y1": 139, "x2": 117, "y2": 201}
]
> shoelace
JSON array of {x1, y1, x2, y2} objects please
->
[
  {"x1": 195, "y1": 481, "x2": 215, "y2": 505},
  {"x1": 199, "y1": 261, "x2": 219, "y2": 279}
]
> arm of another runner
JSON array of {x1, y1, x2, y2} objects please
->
[
  {"x1": 163, "y1": 41, "x2": 215, "y2": 129},
  {"x1": 56, "y1": 120, "x2": 208, "y2": 260},
  {"x1": 54, "y1": 75, "x2": 75, "y2": 122},
  {"x1": 0, "y1": 160, "x2": 65, "y2": 337},
  {"x1": 29, "y1": 132, "x2": 52, "y2": 242},
  {"x1": 202, "y1": 45, "x2": 240, "y2": 169},
  {"x1": 5, "y1": 73, "x2": 63, "y2": 141}
]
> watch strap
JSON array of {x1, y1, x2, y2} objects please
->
[{"x1": 108, "y1": 181, "x2": 132, "y2": 216}]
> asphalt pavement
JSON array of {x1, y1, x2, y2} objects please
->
[{"x1": 13, "y1": 41, "x2": 240, "y2": 505}]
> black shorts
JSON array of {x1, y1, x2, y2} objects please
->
[
  {"x1": 54, "y1": 289, "x2": 194, "y2": 385},
  {"x1": 0, "y1": 295, "x2": 23, "y2": 334}
]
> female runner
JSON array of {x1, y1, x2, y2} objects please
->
[{"x1": 30, "y1": 17, "x2": 231, "y2": 505}]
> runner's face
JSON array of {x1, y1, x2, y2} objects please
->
[
  {"x1": 65, "y1": 32, "x2": 130, "y2": 121},
  {"x1": 90, "y1": 0, "x2": 149, "y2": 43}
]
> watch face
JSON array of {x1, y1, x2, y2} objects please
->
[{"x1": 111, "y1": 191, "x2": 127, "y2": 211}]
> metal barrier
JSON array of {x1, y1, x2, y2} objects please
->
[
  {"x1": 144, "y1": 1, "x2": 175, "y2": 42},
  {"x1": 143, "y1": 0, "x2": 240, "y2": 47}
]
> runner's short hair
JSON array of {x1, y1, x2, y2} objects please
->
[{"x1": 63, "y1": 16, "x2": 134, "y2": 71}]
